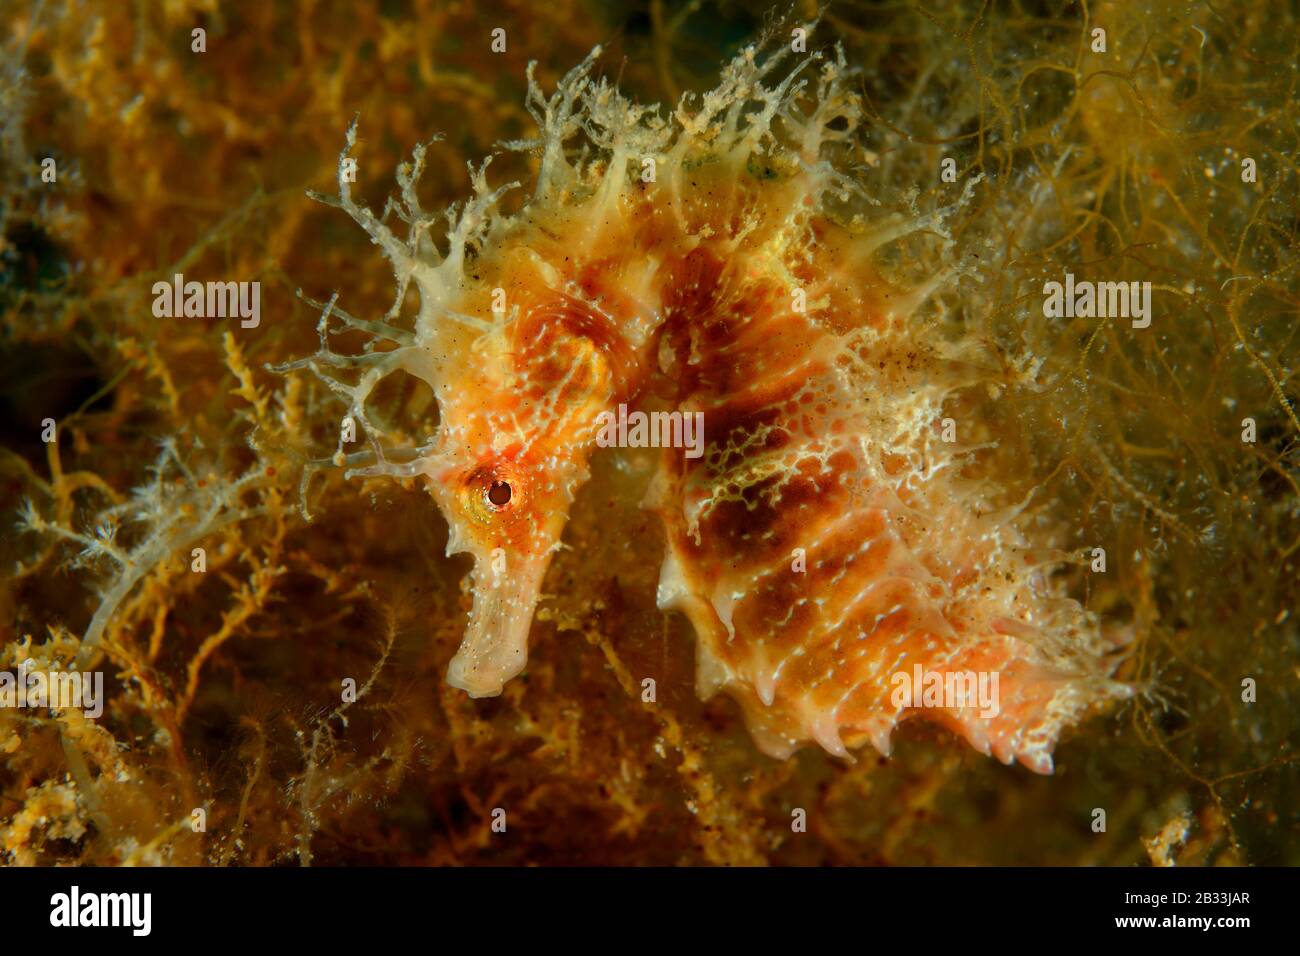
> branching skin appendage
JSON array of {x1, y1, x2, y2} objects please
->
[{"x1": 285, "y1": 33, "x2": 1132, "y2": 773}]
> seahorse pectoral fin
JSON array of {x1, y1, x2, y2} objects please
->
[{"x1": 447, "y1": 555, "x2": 550, "y2": 698}]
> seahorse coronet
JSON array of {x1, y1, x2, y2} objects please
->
[{"x1": 294, "y1": 25, "x2": 1133, "y2": 772}]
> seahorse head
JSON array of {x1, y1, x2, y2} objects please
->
[{"x1": 419, "y1": 258, "x2": 639, "y2": 696}]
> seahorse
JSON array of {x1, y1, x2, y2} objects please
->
[{"x1": 284, "y1": 34, "x2": 1132, "y2": 773}]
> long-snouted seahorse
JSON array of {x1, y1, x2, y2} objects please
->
[{"x1": 286, "y1": 35, "x2": 1132, "y2": 773}]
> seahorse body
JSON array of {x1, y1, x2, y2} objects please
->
[{"x1": 296, "y1": 40, "x2": 1131, "y2": 772}]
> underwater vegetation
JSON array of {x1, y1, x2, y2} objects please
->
[{"x1": 0, "y1": 0, "x2": 1296, "y2": 866}]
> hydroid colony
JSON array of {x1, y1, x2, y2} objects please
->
[{"x1": 2, "y1": 0, "x2": 1296, "y2": 866}]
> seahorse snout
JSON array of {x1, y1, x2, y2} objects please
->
[{"x1": 447, "y1": 554, "x2": 551, "y2": 697}]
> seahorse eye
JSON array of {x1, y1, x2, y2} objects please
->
[
  {"x1": 462, "y1": 466, "x2": 518, "y2": 519},
  {"x1": 487, "y1": 480, "x2": 512, "y2": 508}
]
